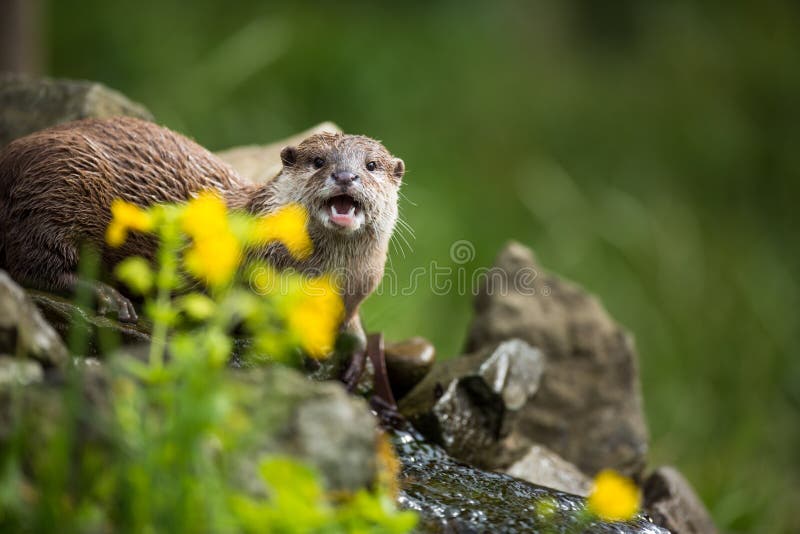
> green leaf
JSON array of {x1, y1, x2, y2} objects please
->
[
  {"x1": 114, "y1": 257, "x2": 154, "y2": 295},
  {"x1": 258, "y1": 456, "x2": 323, "y2": 504},
  {"x1": 178, "y1": 293, "x2": 217, "y2": 321}
]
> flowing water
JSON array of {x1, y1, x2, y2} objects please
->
[{"x1": 392, "y1": 428, "x2": 669, "y2": 533}]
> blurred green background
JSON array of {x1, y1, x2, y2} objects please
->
[{"x1": 35, "y1": 0, "x2": 800, "y2": 532}]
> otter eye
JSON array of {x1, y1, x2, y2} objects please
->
[
  {"x1": 366, "y1": 161, "x2": 377, "y2": 172},
  {"x1": 313, "y1": 157, "x2": 325, "y2": 169}
]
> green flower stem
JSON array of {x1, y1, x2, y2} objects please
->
[
  {"x1": 148, "y1": 287, "x2": 170, "y2": 369},
  {"x1": 148, "y1": 211, "x2": 182, "y2": 369}
]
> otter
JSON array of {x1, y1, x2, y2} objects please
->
[{"x1": 0, "y1": 117, "x2": 404, "y2": 357}]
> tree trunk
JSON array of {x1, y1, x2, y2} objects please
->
[{"x1": 0, "y1": 0, "x2": 42, "y2": 75}]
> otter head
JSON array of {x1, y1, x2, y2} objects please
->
[{"x1": 277, "y1": 133, "x2": 404, "y2": 238}]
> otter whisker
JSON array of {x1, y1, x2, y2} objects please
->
[
  {"x1": 390, "y1": 233, "x2": 408, "y2": 259},
  {"x1": 399, "y1": 190, "x2": 418, "y2": 207},
  {"x1": 396, "y1": 216, "x2": 416, "y2": 239},
  {"x1": 395, "y1": 217, "x2": 417, "y2": 246},
  {"x1": 392, "y1": 226, "x2": 414, "y2": 256}
]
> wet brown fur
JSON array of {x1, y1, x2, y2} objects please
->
[
  {"x1": 0, "y1": 117, "x2": 404, "y2": 334},
  {"x1": 250, "y1": 131, "x2": 404, "y2": 326}
]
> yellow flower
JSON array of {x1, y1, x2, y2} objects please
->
[
  {"x1": 105, "y1": 199, "x2": 153, "y2": 247},
  {"x1": 286, "y1": 274, "x2": 343, "y2": 359},
  {"x1": 184, "y1": 231, "x2": 242, "y2": 288},
  {"x1": 587, "y1": 469, "x2": 640, "y2": 522},
  {"x1": 252, "y1": 203, "x2": 313, "y2": 260},
  {"x1": 181, "y1": 191, "x2": 229, "y2": 240},
  {"x1": 180, "y1": 192, "x2": 244, "y2": 287}
]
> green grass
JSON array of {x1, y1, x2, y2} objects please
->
[{"x1": 44, "y1": 1, "x2": 799, "y2": 531}]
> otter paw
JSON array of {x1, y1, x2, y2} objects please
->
[{"x1": 94, "y1": 284, "x2": 138, "y2": 323}]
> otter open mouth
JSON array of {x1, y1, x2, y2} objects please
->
[{"x1": 326, "y1": 194, "x2": 362, "y2": 228}]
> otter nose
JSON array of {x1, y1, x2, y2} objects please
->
[{"x1": 331, "y1": 171, "x2": 358, "y2": 186}]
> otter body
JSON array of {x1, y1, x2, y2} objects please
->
[{"x1": 0, "y1": 117, "x2": 404, "y2": 343}]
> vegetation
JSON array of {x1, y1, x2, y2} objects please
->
[
  {"x1": 26, "y1": 1, "x2": 800, "y2": 531},
  {"x1": 0, "y1": 195, "x2": 417, "y2": 533},
  {"x1": 0, "y1": 194, "x2": 647, "y2": 532}
]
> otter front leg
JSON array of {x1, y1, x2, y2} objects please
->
[
  {"x1": 341, "y1": 312, "x2": 367, "y2": 391},
  {"x1": 75, "y1": 278, "x2": 139, "y2": 323},
  {"x1": 5, "y1": 235, "x2": 138, "y2": 323},
  {"x1": 13, "y1": 259, "x2": 137, "y2": 323},
  {"x1": 53, "y1": 272, "x2": 139, "y2": 324}
]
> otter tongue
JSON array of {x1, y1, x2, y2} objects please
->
[
  {"x1": 329, "y1": 196, "x2": 358, "y2": 227},
  {"x1": 332, "y1": 196, "x2": 355, "y2": 215}
]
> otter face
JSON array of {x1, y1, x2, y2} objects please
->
[{"x1": 278, "y1": 133, "x2": 404, "y2": 237}]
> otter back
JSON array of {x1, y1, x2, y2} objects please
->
[{"x1": 0, "y1": 116, "x2": 246, "y2": 291}]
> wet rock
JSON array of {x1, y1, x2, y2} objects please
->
[
  {"x1": 644, "y1": 466, "x2": 717, "y2": 534},
  {"x1": 0, "y1": 271, "x2": 68, "y2": 367},
  {"x1": 399, "y1": 339, "x2": 544, "y2": 467},
  {"x1": 0, "y1": 74, "x2": 153, "y2": 148},
  {"x1": 503, "y1": 443, "x2": 592, "y2": 497},
  {"x1": 217, "y1": 121, "x2": 341, "y2": 185},
  {"x1": 465, "y1": 242, "x2": 649, "y2": 477},
  {"x1": 384, "y1": 336, "x2": 436, "y2": 401},
  {"x1": 27, "y1": 290, "x2": 151, "y2": 357},
  {"x1": 394, "y1": 427, "x2": 669, "y2": 534}
]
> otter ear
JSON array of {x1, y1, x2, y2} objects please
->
[
  {"x1": 392, "y1": 158, "x2": 405, "y2": 182},
  {"x1": 280, "y1": 146, "x2": 297, "y2": 167}
]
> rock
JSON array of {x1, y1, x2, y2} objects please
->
[
  {"x1": 227, "y1": 365, "x2": 381, "y2": 493},
  {"x1": 0, "y1": 355, "x2": 44, "y2": 386},
  {"x1": 503, "y1": 443, "x2": 592, "y2": 497},
  {"x1": 465, "y1": 242, "x2": 649, "y2": 478},
  {"x1": 0, "y1": 360, "x2": 112, "y2": 449},
  {"x1": 0, "y1": 74, "x2": 153, "y2": 148},
  {"x1": 399, "y1": 339, "x2": 544, "y2": 467},
  {"x1": 291, "y1": 388, "x2": 378, "y2": 490},
  {"x1": 384, "y1": 336, "x2": 436, "y2": 401},
  {"x1": 644, "y1": 466, "x2": 718, "y2": 534},
  {"x1": 0, "y1": 271, "x2": 68, "y2": 367},
  {"x1": 0, "y1": 357, "x2": 381, "y2": 496},
  {"x1": 27, "y1": 290, "x2": 151, "y2": 358},
  {"x1": 216, "y1": 121, "x2": 341, "y2": 184}
]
